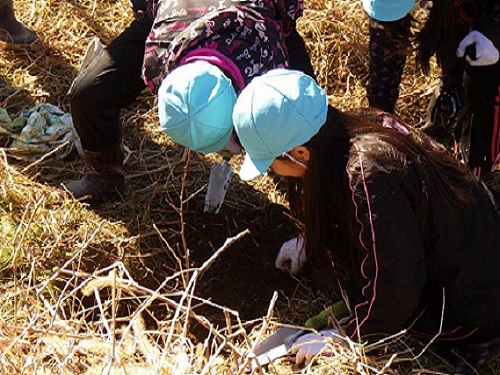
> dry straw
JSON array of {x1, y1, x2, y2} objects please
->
[{"x1": 0, "y1": 0, "x2": 497, "y2": 375}]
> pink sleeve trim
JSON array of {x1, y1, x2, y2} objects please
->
[
  {"x1": 179, "y1": 48, "x2": 245, "y2": 91},
  {"x1": 347, "y1": 143, "x2": 380, "y2": 340}
]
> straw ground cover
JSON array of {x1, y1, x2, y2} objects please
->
[{"x1": 0, "y1": 0, "x2": 498, "y2": 374}]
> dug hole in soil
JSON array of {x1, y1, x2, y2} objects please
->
[{"x1": 53, "y1": 140, "x2": 306, "y2": 342}]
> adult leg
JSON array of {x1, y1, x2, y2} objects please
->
[
  {"x1": 366, "y1": 17, "x2": 411, "y2": 113},
  {"x1": 0, "y1": 0, "x2": 37, "y2": 44},
  {"x1": 65, "y1": 16, "x2": 153, "y2": 204}
]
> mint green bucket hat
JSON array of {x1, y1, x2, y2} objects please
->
[
  {"x1": 362, "y1": 0, "x2": 416, "y2": 22},
  {"x1": 158, "y1": 61, "x2": 237, "y2": 153},
  {"x1": 233, "y1": 69, "x2": 328, "y2": 181}
]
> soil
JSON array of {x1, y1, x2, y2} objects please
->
[
  {"x1": 1, "y1": 41, "x2": 323, "y2": 340},
  {"x1": 32, "y1": 115, "x2": 321, "y2": 341}
]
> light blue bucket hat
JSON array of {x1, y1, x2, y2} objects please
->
[
  {"x1": 158, "y1": 61, "x2": 237, "y2": 154},
  {"x1": 362, "y1": 0, "x2": 415, "y2": 22},
  {"x1": 233, "y1": 69, "x2": 328, "y2": 181}
]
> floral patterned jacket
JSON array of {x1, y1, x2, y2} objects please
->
[{"x1": 140, "y1": 0, "x2": 303, "y2": 93}]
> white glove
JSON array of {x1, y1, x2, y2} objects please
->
[
  {"x1": 275, "y1": 235, "x2": 306, "y2": 275},
  {"x1": 291, "y1": 328, "x2": 341, "y2": 365},
  {"x1": 457, "y1": 31, "x2": 499, "y2": 66},
  {"x1": 80, "y1": 37, "x2": 105, "y2": 71}
]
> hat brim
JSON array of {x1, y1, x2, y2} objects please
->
[
  {"x1": 362, "y1": 0, "x2": 415, "y2": 22},
  {"x1": 238, "y1": 152, "x2": 275, "y2": 181}
]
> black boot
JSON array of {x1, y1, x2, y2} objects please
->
[
  {"x1": 64, "y1": 144, "x2": 125, "y2": 205},
  {"x1": 0, "y1": 1, "x2": 37, "y2": 44}
]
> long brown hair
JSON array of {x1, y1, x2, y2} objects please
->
[{"x1": 288, "y1": 106, "x2": 475, "y2": 287}]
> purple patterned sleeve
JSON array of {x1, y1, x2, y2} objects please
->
[
  {"x1": 285, "y1": 0, "x2": 303, "y2": 21},
  {"x1": 275, "y1": 0, "x2": 303, "y2": 36}
]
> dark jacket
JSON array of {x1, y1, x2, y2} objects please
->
[{"x1": 338, "y1": 119, "x2": 500, "y2": 344}]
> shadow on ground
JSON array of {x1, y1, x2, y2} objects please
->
[{"x1": 0, "y1": 1, "x2": 319, "y2": 344}]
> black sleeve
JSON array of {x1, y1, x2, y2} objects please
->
[
  {"x1": 285, "y1": 25, "x2": 316, "y2": 80},
  {"x1": 474, "y1": 3, "x2": 500, "y2": 51},
  {"x1": 343, "y1": 166, "x2": 427, "y2": 342}
]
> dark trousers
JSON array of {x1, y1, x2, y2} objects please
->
[{"x1": 69, "y1": 16, "x2": 153, "y2": 152}]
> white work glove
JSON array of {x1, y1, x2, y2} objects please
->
[
  {"x1": 291, "y1": 328, "x2": 341, "y2": 365},
  {"x1": 457, "y1": 31, "x2": 499, "y2": 66},
  {"x1": 275, "y1": 235, "x2": 306, "y2": 275},
  {"x1": 80, "y1": 37, "x2": 105, "y2": 72}
]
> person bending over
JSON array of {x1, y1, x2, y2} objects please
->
[
  {"x1": 233, "y1": 69, "x2": 500, "y2": 374},
  {"x1": 65, "y1": 0, "x2": 315, "y2": 205}
]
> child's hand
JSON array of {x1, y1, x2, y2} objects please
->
[
  {"x1": 291, "y1": 329, "x2": 341, "y2": 365},
  {"x1": 275, "y1": 235, "x2": 306, "y2": 275}
]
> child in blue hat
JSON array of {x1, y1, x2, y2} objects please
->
[
  {"x1": 65, "y1": 0, "x2": 315, "y2": 204},
  {"x1": 362, "y1": 0, "x2": 499, "y2": 182},
  {"x1": 234, "y1": 69, "x2": 500, "y2": 374}
]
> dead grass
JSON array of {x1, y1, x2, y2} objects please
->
[{"x1": 0, "y1": 0, "x2": 498, "y2": 374}]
